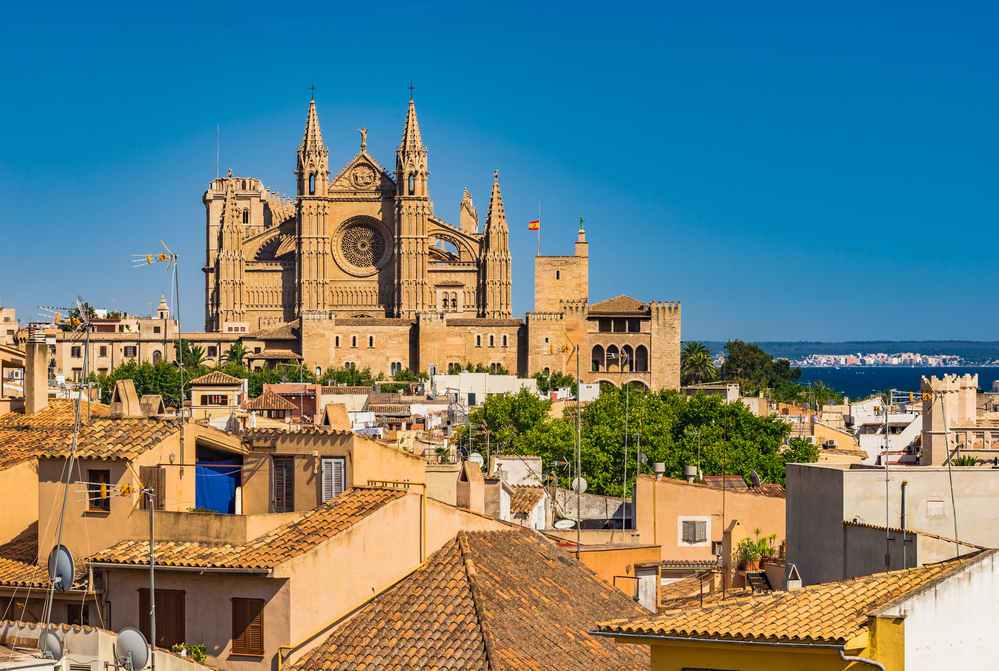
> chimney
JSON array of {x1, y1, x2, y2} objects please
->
[{"x1": 25, "y1": 327, "x2": 49, "y2": 415}]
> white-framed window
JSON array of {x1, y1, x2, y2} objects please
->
[
  {"x1": 926, "y1": 498, "x2": 946, "y2": 518},
  {"x1": 320, "y1": 457, "x2": 346, "y2": 503},
  {"x1": 678, "y1": 516, "x2": 710, "y2": 547}
]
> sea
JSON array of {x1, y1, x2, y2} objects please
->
[{"x1": 700, "y1": 341, "x2": 999, "y2": 399}]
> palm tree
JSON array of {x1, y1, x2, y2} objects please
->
[
  {"x1": 178, "y1": 341, "x2": 206, "y2": 370},
  {"x1": 681, "y1": 341, "x2": 718, "y2": 386},
  {"x1": 226, "y1": 341, "x2": 247, "y2": 365}
]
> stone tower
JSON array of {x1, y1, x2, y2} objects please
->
[
  {"x1": 394, "y1": 96, "x2": 433, "y2": 318},
  {"x1": 481, "y1": 171, "x2": 512, "y2": 318},
  {"x1": 296, "y1": 97, "x2": 331, "y2": 313},
  {"x1": 459, "y1": 187, "x2": 478, "y2": 235},
  {"x1": 216, "y1": 175, "x2": 246, "y2": 326}
]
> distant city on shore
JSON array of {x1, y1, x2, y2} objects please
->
[{"x1": 702, "y1": 340, "x2": 999, "y2": 367}]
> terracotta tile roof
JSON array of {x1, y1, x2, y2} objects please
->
[
  {"x1": 251, "y1": 321, "x2": 298, "y2": 340},
  {"x1": 189, "y1": 371, "x2": 244, "y2": 386},
  {"x1": 0, "y1": 524, "x2": 48, "y2": 588},
  {"x1": 291, "y1": 529, "x2": 649, "y2": 671},
  {"x1": 244, "y1": 390, "x2": 298, "y2": 412},
  {"x1": 597, "y1": 553, "x2": 988, "y2": 645},
  {"x1": 246, "y1": 349, "x2": 302, "y2": 360},
  {"x1": 509, "y1": 486, "x2": 545, "y2": 514},
  {"x1": 588, "y1": 295, "x2": 648, "y2": 314},
  {"x1": 89, "y1": 487, "x2": 406, "y2": 570},
  {"x1": 0, "y1": 400, "x2": 177, "y2": 468}
]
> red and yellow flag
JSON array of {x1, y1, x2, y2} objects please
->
[{"x1": 528, "y1": 219, "x2": 540, "y2": 231}]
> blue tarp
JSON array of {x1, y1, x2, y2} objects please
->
[{"x1": 195, "y1": 459, "x2": 241, "y2": 514}]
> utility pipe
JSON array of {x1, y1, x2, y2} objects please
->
[{"x1": 840, "y1": 648, "x2": 886, "y2": 670}]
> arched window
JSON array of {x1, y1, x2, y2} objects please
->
[
  {"x1": 502, "y1": 334, "x2": 508, "y2": 348},
  {"x1": 448, "y1": 362, "x2": 461, "y2": 374},
  {"x1": 408, "y1": 173, "x2": 416, "y2": 194},
  {"x1": 556, "y1": 270, "x2": 560, "y2": 280},
  {"x1": 334, "y1": 336, "x2": 340, "y2": 348},
  {"x1": 351, "y1": 335, "x2": 357, "y2": 348},
  {"x1": 242, "y1": 209, "x2": 249, "y2": 225},
  {"x1": 490, "y1": 362, "x2": 500, "y2": 374},
  {"x1": 450, "y1": 293, "x2": 458, "y2": 310},
  {"x1": 152, "y1": 350, "x2": 162, "y2": 364},
  {"x1": 475, "y1": 335, "x2": 482, "y2": 348},
  {"x1": 543, "y1": 367, "x2": 550, "y2": 376},
  {"x1": 591, "y1": 345, "x2": 605, "y2": 372},
  {"x1": 344, "y1": 361, "x2": 355, "y2": 370},
  {"x1": 308, "y1": 173, "x2": 316, "y2": 195},
  {"x1": 606, "y1": 345, "x2": 620, "y2": 372},
  {"x1": 489, "y1": 335, "x2": 495, "y2": 348},
  {"x1": 391, "y1": 361, "x2": 402, "y2": 375},
  {"x1": 368, "y1": 335, "x2": 374, "y2": 348},
  {"x1": 621, "y1": 345, "x2": 634, "y2": 372},
  {"x1": 635, "y1": 345, "x2": 649, "y2": 372}
]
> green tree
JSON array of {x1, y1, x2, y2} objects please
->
[
  {"x1": 719, "y1": 340, "x2": 801, "y2": 395},
  {"x1": 226, "y1": 342, "x2": 247, "y2": 365},
  {"x1": 533, "y1": 370, "x2": 577, "y2": 395},
  {"x1": 90, "y1": 361, "x2": 185, "y2": 407},
  {"x1": 177, "y1": 340, "x2": 207, "y2": 371},
  {"x1": 318, "y1": 366, "x2": 375, "y2": 387},
  {"x1": 680, "y1": 341, "x2": 718, "y2": 386}
]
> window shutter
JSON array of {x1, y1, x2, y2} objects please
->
[
  {"x1": 321, "y1": 459, "x2": 333, "y2": 502},
  {"x1": 232, "y1": 598, "x2": 265, "y2": 656},
  {"x1": 273, "y1": 458, "x2": 293, "y2": 513},
  {"x1": 695, "y1": 521, "x2": 707, "y2": 544},
  {"x1": 681, "y1": 520, "x2": 695, "y2": 544},
  {"x1": 333, "y1": 458, "x2": 345, "y2": 497},
  {"x1": 321, "y1": 458, "x2": 346, "y2": 502},
  {"x1": 140, "y1": 467, "x2": 166, "y2": 510}
]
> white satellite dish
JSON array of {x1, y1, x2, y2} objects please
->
[
  {"x1": 115, "y1": 627, "x2": 150, "y2": 671},
  {"x1": 553, "y1": 519, "x2": 576, "y2": 530},
  {"x1": 38, "y1": 630, "x2": 63, "y2": 661},
  {"x1": 468, "y1": 452, "x2": 484, "y2": 467},
  {"x1": 571, "y1": 477, "x2": 587, "y2": 494},
  {"x1": 47, "y1": 544, "x2": 74, "y2": 592}
]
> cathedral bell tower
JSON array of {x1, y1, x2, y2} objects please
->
[
  {"x1": 217, "y1": 172, "x2": 246, "y2": 326},
  {"x1": 296, "y1": 96, "x2": 331, "y2": 314},
  {"x1": 481, "y1": 171, "x2": 512, "y2": 318},
  {"x1": 393, "y1": 94, "x2": 433, "y2": 319}
]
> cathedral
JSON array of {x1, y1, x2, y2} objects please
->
[{"x1": 202, "y1": 95, "x2": 681, "y2": 390}]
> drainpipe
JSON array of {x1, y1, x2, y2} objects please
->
[
  {"x1": 900, "y1": 480, "x2": 908, "y2": 568},
  {"x1": 840, "y1": 648, "x2": 886, "y2": 670}
]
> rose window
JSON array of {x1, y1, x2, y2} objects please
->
[{"x1": 340, "y1": 224, "x2": 386, "y2": 268}]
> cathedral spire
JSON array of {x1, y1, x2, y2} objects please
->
[
  {"x1": 485, "y1": 170, "x2": 508, "y2": 232},
  {"x1": 297, "y1": 98, "x2": 329, "y2": 196},
  {"x1": 400, "y1": 97, "x2": 425, "y2": 153},
  {"x1": 220, "y1": 174, "x2": 242, "y2": 244}
]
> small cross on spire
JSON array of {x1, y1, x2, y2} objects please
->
[
  {"x1": 309, "y1": 83, "x2": 317, "y2": 100},
  {"x1": 408, "y1": 81, "x2": 415, "y2": 100}
]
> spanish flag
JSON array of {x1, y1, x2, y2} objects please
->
[{"x1": 528, "y1": 219, "x2": 540, "y2": 231}]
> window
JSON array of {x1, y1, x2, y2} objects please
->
[
  {"x1": 72, "y1": 368, "x2": 83, "y2": 382},
  {"x1": 87, "y1": 469, "x2": 111, "y2": 512},
  {"x1": 613, "y1": 318, "x2": 627, "y2": 333},
  {"x1": 490, "y1": 363, "x2": 500, "y2": 374},
  {"x1": 475, "y1": 335, "x2": 481, "y2": 348},
  {"x1": 123, "y1": 346, "x2": 137, "y2": 358},
  {"x1": 598, "y1": 319, "x2": 612, "y2": 333},
  {"x1": 502, "y1": 335, "x2": 508, "y2": 348},
  {"x1": 71, "y1": 346, "x2": 82, "y2": 358},
  {"x1": 151, "y1": 350, "x2": 162, "y2": 364},
  {"x1": 488, "y1": 335, "x2": 494, "y2": 348},
  {"x1": 711, "y1": 541, "x2": 724, "y2": 557},
  {"x1": 390, "y1": 361, "x2": 402, "y2": 376},
  {"x1": 139, "y1": 589, "x2": 185, "y2": 649},
  {"x1": 153, "y1": 326, "x2": 161, "y2": 334},
  {"x1": 368, "y1": 335, "x2": 374, "y2": 348},
  {"x1": 628, "y1": 318, "x2": 641, "y2": 333},
  {"x1": 67, "y1": 603, "x2": 89, "y2": 626},
  {"x1": 408, "y1": 172, "x2": 416, "y2": 194},
  {"x1": 242, "y1": 209, "x2": 249, "y2": 225},
  {"x1": 334, "y1": 336, "x2": 340, "y2": 348},
  {"x1": 543, "y1": 367, "x2": 550, "y2": 376},
  {"x1": 679, "y1": 517, "x2": 709, "y2": 546},
  {"x1": 273, "y1": 457, "x2": 294, "y2": 513},
  {"x1": 926, "y1": 498, "x2": 946, "y2": 518},
  {"x1": 200, "y1": 394, "x2": 229, "y2": 406},
  {"x1": 556, "y1": 270, "x2": 560, "y2": 280},
  {"x1": 351, "y1": 335, "x2": 357, "y2": 348},
  {"x1": 308, "y1": 173, "x2": 316, "y2": 195},
  {"x1": 320, "y1": 458, "x2": 346, "y2": 502},
  {"x1": 635, "y1": 345, "x2": 649, "y2": 372},
  {"x1": 448, "y1": 362, "x2": 461, "y2": 374},
  {"x1": 231, "y1": 598, "x2": 265, "y2": 656},
  {"x1": 207, "y1": 346, "x2": 218, "y2": 358},
  {"x1": 139, "y1": 466, "x2": 165, "y2": 510},
  {"x1": 344, "y1": 361, "x2": 355, "y2": 370}
]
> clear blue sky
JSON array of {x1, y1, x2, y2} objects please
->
[{"x1": 2, "y1": 2, "x2": 997, "y2": 341}]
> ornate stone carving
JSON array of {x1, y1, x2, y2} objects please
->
[
  {"x1": 332, "y1": 217, "x2": 391, "y2": 277},
  {"x1": 351, "y1": 164, "x2": 376, "y2": 188}
]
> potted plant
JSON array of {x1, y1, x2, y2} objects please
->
[{"x1": 736, "y1": 529, "x2": 778, "y2": 571}]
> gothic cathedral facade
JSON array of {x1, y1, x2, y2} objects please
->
[{"x1": 202, "y1": 97, "x2": 680, "y2": 390}]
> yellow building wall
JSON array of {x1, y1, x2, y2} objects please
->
[
  {"x1": 0, "y1": 460, "x2": 38, "y2": 545},
  {"x1": 647, "y1": 639, "x2": 894, "y2": 671}
]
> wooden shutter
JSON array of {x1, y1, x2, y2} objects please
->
[
  {"x1": 695, "y1": 521, "x2": 707, "y2": 544},
  {"x1": 231, "y1": 598, "x2": 265, "y2": 656},
  {"x1": 273, "y1": 457, "x2": 294, "y2": 513},
  {"x1": 139, "y1": 467, "x2": 166, "y2": 510},
  {"x1": 139, "y1": 589, "x2": 185, "y2": 649},
  {"x1": 321, "y1": 458, "x2": 345, "y2": 502},
  {"x1": 681, "y1": 520, "x2": 695, "y2": 544}
]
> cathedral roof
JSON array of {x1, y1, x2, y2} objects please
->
[
  {"x1": 589, "y1": 295, "x2": 649, "y2": 315},
  {"x1": 300, "y1": 98, "x2": 327, "y2": 156},
  {"x1": 399, "y1": 98, "x2": 425, "y2": 152}
]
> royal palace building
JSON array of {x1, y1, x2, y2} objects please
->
[{"x1": 24, "y1": 96, "x2": 678, "y2": 391}]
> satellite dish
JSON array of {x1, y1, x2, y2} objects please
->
[
  {"x1": 47, "y1": 544, "x2": 74, "y2": 592},
  {"x1": 571, "y1": 477, "x2": 587, "y2": 494},
  {"x1": 638, "y1": 453, "x2": 648, "y2": 465},
  {"x1": 553, "y1": 519, "x2": 576, "y2": 530},
  {"x1": 115, "y1": 627, "x2": 150, "y2": 671},
  {"x1": 38, "y1": 630, "x2": 63, "y2": 661},
  {"x1": 468, "y1": 452, "x2": 484, "y2": 467},
  {"x1": 749, "y1": 470, "x2": 762, "y2": 487}
]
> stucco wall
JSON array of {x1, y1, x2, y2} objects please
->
[
  {"x1": 424, "y1": 497, "x2": 509, "y2": 553},
  {"x1": 579, "y1": 545, "x2": 661, "y2": 596},
  {"x1": 425, "y1": 463, "x2": 460, "y2": 505},
  {"x1": 785, "y1": 464, "x2": 846, "y2": 586},
  {"x1": 635, "y1": 476, "x2": 786, "y2": 563},
  {"x1": 0, "y1": 459, "x2": 38, "y2": 545},
  {"x1": 647, "y1": 640, "x2": 848, "y2": 670}
]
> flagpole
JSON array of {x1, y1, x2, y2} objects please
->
[{"x1": 537, "y1": 200, "x2": 542, "y2": 257}]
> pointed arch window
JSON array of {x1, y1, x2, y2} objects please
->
[
  {"x1": 635, "y1": 345, "x2": 649, "y2": 372},
  {"x1": 591, "y1": 345, "x2": 605, "y2": 373},
  {"x1": 408, "y1": 173, "x2": 416, "y2": 195},
  {"x1": 309, "y1": 173, "x2": 316, "y2": 195}
]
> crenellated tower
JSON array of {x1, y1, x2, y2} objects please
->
[
  {"x1": 216, "y1": 173, "x2": 246, "y2": 326},
  {"x1": 394, "y1": 95, "x2": 433, "y2": 318},
  {"x1": 480, "y1": 171, "x2": 512, "y2": 318},
  {"x1": 296, "y1": 97, "x2": 331, "y2": 313}
]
